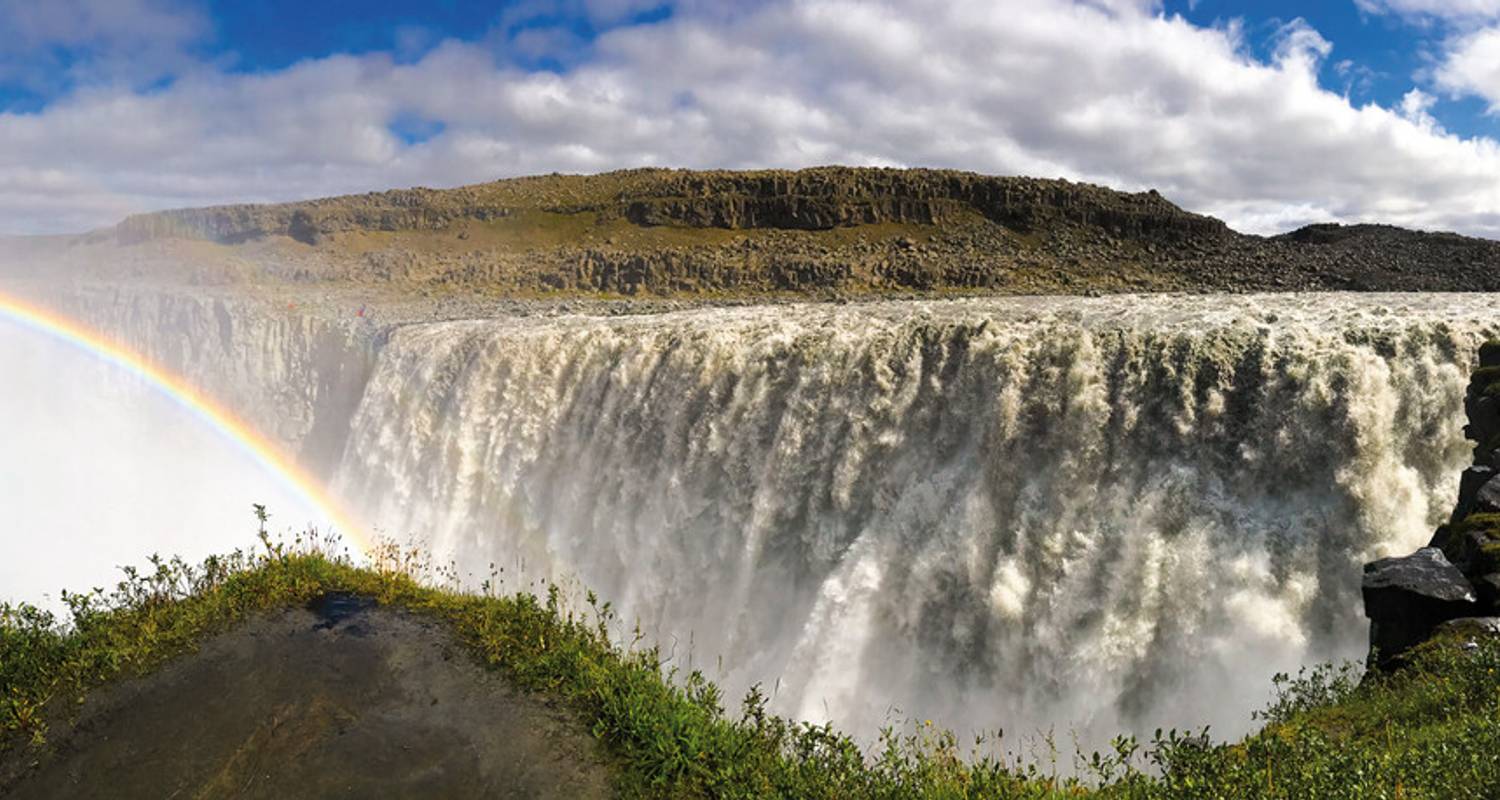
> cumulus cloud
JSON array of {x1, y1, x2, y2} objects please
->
[
  {"x1": 6, "y1": 0, "x2": 1500, "y2": 238},
  {"x1": 1434, "y1": 26, "x2": 1500, "y2": 109},
  {"x1": 1398, "y1": 87, "x2": 1440, "y2": 125}
]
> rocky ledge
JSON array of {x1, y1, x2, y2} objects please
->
[{"x1": 1364, "y1": 341, "x2": 1500, "y2": 668}]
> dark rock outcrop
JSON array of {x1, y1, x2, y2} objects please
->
[
  {"x1": 597, "y1": 170, "x2": 1230, "y2": 243},
  {"x1": 1364, "y1": 342, "x2": 1500, "y2": 668},
  {"x1": 1476, "y1": 475, "x2": 1500, "y2": 514},
  {"x1": 1450, "y1": 466, "x2": 1497, "y2": 521},
  {"x1": 1362, "y1": 548, "x2": 1477, "y2": 667}
]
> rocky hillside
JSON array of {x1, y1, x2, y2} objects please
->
[
  {"x1": 23, "y1": 167, "x2": 1500, "y2": 295},
  {"x1": 1364, "y1": 341, "x2": 1500, "y2": 668}
]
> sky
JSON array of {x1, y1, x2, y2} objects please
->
[{"x1": 5, "y1": 0, "x2": 1500, "y2": 237}]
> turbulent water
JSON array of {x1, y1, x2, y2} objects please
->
[{"x1": 54, "y1": 291, "x2": 1500, "y2": 749}]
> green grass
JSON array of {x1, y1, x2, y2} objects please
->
[
  {"x1": 3, "y1": 528, "x2": 1498, "y2": 799},
  {"x1": 1435, "y1": 512, "x2": 1500, "y2": 577}
]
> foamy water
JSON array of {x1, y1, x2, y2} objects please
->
[{"x1": 317, "y1": 293, "x2": 1497, "y2": 747}]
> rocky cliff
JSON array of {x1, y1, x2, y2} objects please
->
[
  {"x1": 35, "y1": 167, "x2": 1500, "y2": 296},
  {"x1": 111, "y1": 169, "x2": 1229, "y2": 245},
  {"x1": 1364, "y1": 341, "x2": 1500, "y2": 668}
]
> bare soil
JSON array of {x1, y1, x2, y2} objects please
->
[{"x1": 0, "y1": 594, "x2": 614, "y2": 799}]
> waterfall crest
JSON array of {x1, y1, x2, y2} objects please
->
[{"x1": 330, "y1": 294, "x2": 1495, "y2": 744}]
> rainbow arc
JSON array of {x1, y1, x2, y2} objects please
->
[{"x1": 0, "y1": 289, "x2": 369, "y2": 556}]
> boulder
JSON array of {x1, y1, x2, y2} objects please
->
[
  {"x1": 1481, "y1": 340, "x2": 1500, "y2": 369},
  {"x1": 1478, "y1": 573, "x2": 1500, "y2": 610},
  {"x1": 1363, "y1": 547, "x2": 1478, "y2": 667},
  {"x1": 1477, "y1": 474, "x2": 1500, "y2": 515},
  {"x1": 1450, "y1": 466, "x2": 1497, "y2": 522},
  {"x1": 1467, "y1": 393, "x2": 1500, "y2": 467}
]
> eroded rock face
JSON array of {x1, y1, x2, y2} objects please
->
[
  {"x1": 605, "y1": 170, "x2": 1229, "y2": 241},
  {"x1": 90, "y1": 167, "x2": 1500, "y2": 297},
  {"x1": 1452, "y1": 466, "x2": 1498, "y2": 521},
  {"x1": 1476, "y1": 475, "x2": 1500, "y2": 514},
  {"x1": 1363, "y1": 548, "x2": 1477, "y2": 666},
  {"x1": 1365, "y1": 343, "x2": 1500, "y2": 668}
]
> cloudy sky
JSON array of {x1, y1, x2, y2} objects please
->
[{"x1": 4, "y1": 0, "x2": 1500, "y2": 237}]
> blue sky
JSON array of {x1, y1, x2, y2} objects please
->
[
  {"x1": 207, "y1": 1, "x2": 671, "y2": 72},
  {"x1": 5, "y1": 2, "x2": 1478, "y2": 133},
  {"x1": 4, "y1": 0, "x2": 1500, "y2": 237},
  {"x1": 1165, "y1": 0, "x2": 1494, "y2": 137},
  {"x1": 0, "y1": 1, "x2": 674, "y2": 111},
  {"x1": 1168, "y1": 4, "x2": 1408, "y2": 107}
]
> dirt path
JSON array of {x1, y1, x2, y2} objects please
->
[{"x1": 2, "y1": 594, "x2": 614, "y2": 799}]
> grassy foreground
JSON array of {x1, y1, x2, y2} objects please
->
[{"x1": 3, "y1": 532, "x2": 1498, "y2": 799}]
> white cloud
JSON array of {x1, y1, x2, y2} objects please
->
[
  {"x1": 1434, "y1": 26, "x2": 1500, "y2": 110},
  {"x1": 0, "y1": 0, "x2": 207, "y2": 93},
  {"x1": 1272, "y1": 18, "x2": 1332, "y2": 67},
  {"x1": 0, "y1": 0, "x2": 204, "y2": 47},
  {"x1": 1359, "y1": 0, "x2": 1500, "y2": 115},
  {"x1": 7, "y1": 0, "x2": 1500, "y2": 238},
  {"x1": 1398, "y1": 87, "x2": 1439, "y2": 125},
  {"x1": 1356, "y1": 0, "x2": 1500, "y2": 21}
]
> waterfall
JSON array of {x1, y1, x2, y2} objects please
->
[{"x1": 325, "y1": 293, "x2": 1495, "y2": 746}]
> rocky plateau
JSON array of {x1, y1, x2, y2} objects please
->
[{"x1": 6, "y1": 167, "x2": 1500, "y2": 299}]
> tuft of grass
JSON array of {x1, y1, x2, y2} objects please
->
[
  {"x1": 4, "y1": 530, "x2": 1499, "y2": 799},
  {"x1": 1435, "y1": 512, "x2": 1500, "y2": 576}
]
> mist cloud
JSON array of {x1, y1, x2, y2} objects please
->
[{"x1": 0, "y1": 318, "x2": 326, "y2": 611}]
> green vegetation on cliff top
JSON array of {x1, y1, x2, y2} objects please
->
[{"x1": 3, "y1": 524, "x2": 1498, "y2": 799}]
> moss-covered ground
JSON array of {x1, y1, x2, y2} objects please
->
[{"x1": 3, "y1": 529, "x2": 1498, "y2": 799}]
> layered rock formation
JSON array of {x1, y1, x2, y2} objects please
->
[
  {"x1": 1364, "y1": 341, "x2": 1500, "y2": 668},
  {"x1": 17, "y1": 167, "x2": 1500, "y2": 296},
  {"x1": 110, "y1": 169, "x2": 1230, "y2": 246}
]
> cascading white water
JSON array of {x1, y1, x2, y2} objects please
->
[{"x1": 326, "y1": 293, "x2": 1496, "y2": 749}]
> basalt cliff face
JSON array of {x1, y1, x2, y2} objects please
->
[
  {"x1": 1364, "y1": 342, "x2": 1500, "y2": 667},
  {"x1": 12, "y1": 167, "x2": 1498, "y2": 297}
]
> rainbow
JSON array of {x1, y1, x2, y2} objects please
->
[{"x1": 0, "y1": 289, "x2": 370, "y2": 556}]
